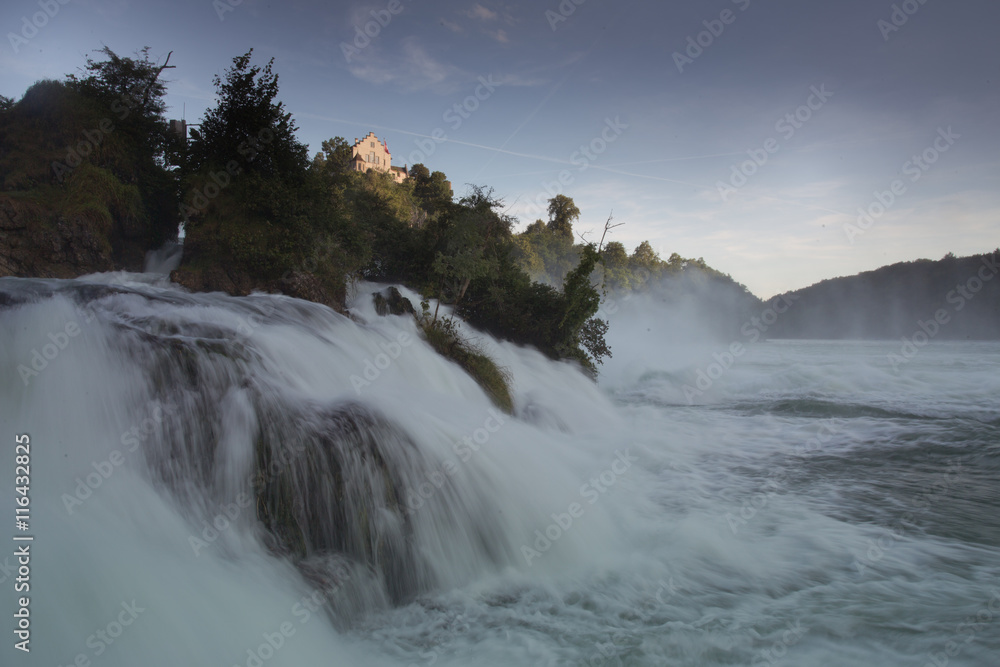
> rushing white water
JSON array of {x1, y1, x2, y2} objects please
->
[{"x1": 1, "y1": 271, "x2": 998, "y2": 666}]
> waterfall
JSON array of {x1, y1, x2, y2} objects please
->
[{"x1": 0, "y1": 272, "x2": 628, "y2": 666}]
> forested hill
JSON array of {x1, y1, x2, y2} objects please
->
[{"x1": 767, "y1": 250, "x2": 1000, "y2": 340}]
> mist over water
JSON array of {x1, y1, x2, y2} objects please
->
[{"x1": 1, "y1": 272, "x2": 998, "y2": 666}]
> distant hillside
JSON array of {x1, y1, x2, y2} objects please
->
[{"x1": 768, "y1": 250, "x2": 1000, "y2": 340}]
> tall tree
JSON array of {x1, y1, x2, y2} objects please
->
[
  {"x1": 67, "y1": 46, "x2": 173, "y2": 130},
  {"x1": 546, "y1": 194, "x2": 580, "y2": 241},
  {"x1": 65, "y1": 46, "x2": 179, "y2": 245},
  {"x1": 188, "y1": 49, "x2": 307, "y2": 178}
]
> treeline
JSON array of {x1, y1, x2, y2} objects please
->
[
  {"x1": 0, "y1": 47, "x2": 724, "y2": 371},
  {"x1": 0, "y1": 47, "x2": 181, "y2": 272},
  {"x1": 768, "y1": 251, "x2": 1000, "y2": 340}
]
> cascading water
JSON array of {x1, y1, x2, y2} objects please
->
[
  {"x1": 1, "y1": 270, "x2": 998, "y2": 666},
  {"x1": 0, "y1": 271, "x2": 630, "y2": 666}
]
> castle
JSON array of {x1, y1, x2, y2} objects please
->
[{"x1": 349, "y1": 132, "x2": 408, "y2": 183}]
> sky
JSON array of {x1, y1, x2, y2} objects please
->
[{"x1": 2, "y1": 0, "x2": 998, "y2": 298}]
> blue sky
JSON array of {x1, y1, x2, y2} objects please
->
[{"x1": 2, "y1": 0, "x2": 998, "y2": 297}]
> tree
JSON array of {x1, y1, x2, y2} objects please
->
[
  {"x1": 188, "y1": 49, "x2": 308, "y2": 178},
  {"x1": 599, "y1": 240, "x2": 632, "y2": 290},
  {"x1": 558, "y1": 244, "x2": 611, "y2": 370},
  {"x1": 630, "y1": 240, "x2": 660, "y2": 269},
  {"x1": 410, "y1": 163, "x2": 452, "y2": 215},
  {"x1": 430, "y1": 186, "x2": 511, "y2": 316},
  {"x1": 67, "y1": 46, "x2": 173, "y2": 127},
  {"x1": 602, "y1": 241, "x2": 628, "y2": 268},
  {"x1": 546, "y1": 194, "x2": 580, "y2": 241},
  {"x1": 64, "y1": 47, "x2": 179, "y2": 245},
  {"x1": 312, "y1": 137, "x2": 352, "y2": 176},
  {"x1": 524, "y1": 219, "x2": 546, "y2": 235},
  {"x1": 511, "y1": 235, "x2": 544, "y2": 279}
]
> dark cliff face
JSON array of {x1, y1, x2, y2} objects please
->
[
  {"x1": 169, "y1": 265, "x2": 347, "y2": 314},
  {"x1": 0, "y1": 195, "x2": 160, "y2": 279},
  {"x1": 0, "y1": 198, "x2": 346, "y2": 313},
  {"x1": 0, "y1": 197, "x2": 117, "y2": 278}
]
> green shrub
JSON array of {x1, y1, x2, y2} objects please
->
[{"x1": 419, "y1": 312, "x2": 513, "y2": 414}]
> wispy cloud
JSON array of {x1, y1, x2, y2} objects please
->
[
  {"x1": 440, "y1": 18, "x2": 463, "y2": 32},
  {"x1": 491, "y1": 28, "x2": 509, "y2": 43},
  {"x1": 345, "y1": 37, "x2": 465, "y2": 92},
  {"x1": 466, "y1": 3, "x2": 498, "y2": 21}
]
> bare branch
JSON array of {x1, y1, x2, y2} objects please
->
[
  {"x1": 597, "y1": 211, "x2": 624, "y2": 252},
  {"x1": 140, "y1": 50, "x2": 175, "y2": 110}
]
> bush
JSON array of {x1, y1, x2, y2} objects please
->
[{"x1": 419, "y1": 312, "x2": 513, "y2": 414}]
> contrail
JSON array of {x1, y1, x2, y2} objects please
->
[{"x1": 296, "y1": 113, "x2": 851, "y2": 218}]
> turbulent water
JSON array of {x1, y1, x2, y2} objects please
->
[{"x1": 1, "y1": 269, "x2": 998, "y2": 667}]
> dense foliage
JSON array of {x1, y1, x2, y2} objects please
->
[
  {"x1": 1, "y1": 47, "x2": 760, "y2": 371},
  {"x1": 0, "y1": 47, "x2": 180, "y2": 265}
]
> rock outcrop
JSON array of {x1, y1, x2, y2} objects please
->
[
  {"x1": 170, "y1": 266, "x2": 346, "y2": 313},
  {"x1": 0, "y1": 197, "x2": 116, "y2": 278},
  {"x1": 373, "y1": 286, "x2": 415, "y2": 317}
]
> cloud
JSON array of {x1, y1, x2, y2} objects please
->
[
  {"x1": 345, "y1": 37, "x2": 465, "y2": 93},
  {"x1": 466, "y1": 3, "x2": 498, "y2": 21},
  {"x1": 491, "y1": 28, "x2": 509, "y2": 43},
  {"x1": 440, "y1": 18, "x2": 463, "y2": 32}
]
